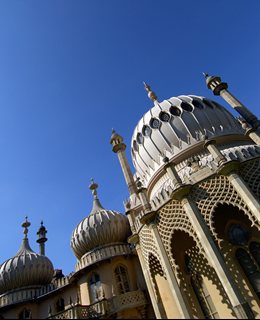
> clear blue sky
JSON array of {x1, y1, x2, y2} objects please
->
[{"x1": 0, "y1": 0, "x2": 259, "y2": 275}]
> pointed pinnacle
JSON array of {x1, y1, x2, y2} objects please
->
[
  {"x1": 202, "y1": 72, "x2": 209, "y2": 78},
  {"x1": 143, "y1": 81, "x2": 158, "y2": 102}
]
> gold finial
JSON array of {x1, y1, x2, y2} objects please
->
[
  {"x1": 89, "y1": 178, "x2": 98, "y2": 197},
  {"x1": 21, "y1": 216, "x2": 31, "y2": 239},
  {"x1": 143, "y1": 81, "x2": 158, "y2": 102}
]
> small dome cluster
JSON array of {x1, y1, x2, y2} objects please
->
[
  {"x1": 0, "y1": 218, "x2": 54, "y2": 294},
  {"x1": 71, "y1": 180, "x2": 131, "y2": 260},
  {"x1": 131, "y1": 94, "x2": 244, "y2": 182}
]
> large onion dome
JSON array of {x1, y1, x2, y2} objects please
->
[
  {"x1": 71, "y1": 180, "x2": 131, "y2": 260},
  {"x1": 131, "y1": 83, "x2": 244, "y2": 182},
  {"x1": 0, "y1": 218, "x2": 54, "y2": 294}
]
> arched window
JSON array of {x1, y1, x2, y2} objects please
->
[
  {"x1": 89, "y1": 273, "x2": 102, "y2": 302},
  {"x1": 250, "y1": 242, "x2": 260, "y2": 268},
  {"x1": 236, "y1": 248, "x2": 260, "y2": 298},
  {"x1": 56, "y1": 297, "x2": 65, "y2": 312},
  {"x1": 18, "y1": 309, "x2": 32, "y2": 320},
  {"x1": 114, "y1": 265, "x2": 130, "y2": 294}
]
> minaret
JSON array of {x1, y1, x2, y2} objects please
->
[
  {"x1": 110, "y1": 129, "x2": 137, "y2": 197},
  {"x1": 203, "y1": 73, "x2": 260, "y2": 130},
  {"x1": 37, "y1": 221, "x2": 48, "y2": 256}
]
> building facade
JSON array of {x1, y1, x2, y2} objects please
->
[{"x1": 0, "y1": 74, "x2": 260, "y2": 319}]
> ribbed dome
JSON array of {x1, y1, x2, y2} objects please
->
[
  {"x1": 71, "y1": 180, "x2": 131, "y2": 260},
  {"x1": 0, "y1": 219, "x2": 54, "y2": 294},
  {"x1": 131, "y1": 94, "x2": 244, "y2": 182}
]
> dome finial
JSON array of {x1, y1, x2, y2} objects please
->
[
  {"x1": 143, "y1": 81, "x2": 158, "y2": 102},
  {"x1": 21, "y1": 216, "x2": 31, "y2": 239},
  {"x1": 89, "y1": 178, "x2": 98, "y2": 198},
  {"x1": 202, "y1": 72, "x2": 209, "y2": 78},
  {"x1": 89, "y1": 179, "x2": 104, "y2": 214}
]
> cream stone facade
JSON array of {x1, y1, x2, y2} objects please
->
[{"x1": 0, "y1": 74, "x2": 260, "y2": 319}]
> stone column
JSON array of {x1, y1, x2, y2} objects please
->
[
  {"x1": 135, "y1": 243, "x2": 163, "y2": 319},
  {"x1": 204, "y1": 140, "x2": 260, "y2": 225}
]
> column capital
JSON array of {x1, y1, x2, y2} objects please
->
[
  {"x1": 128, "y1": 233, "x2": 139, "y2": 245},
  {"x1": 203, "y1": 139, "x2": 217, "y2": 148},
  {"x1": 140, "y1": 210, "x2": 157, "y2": 225},
  {"x1": 217, "y1": 160, "x2": 241, "y2": 176},
  {"x1": 112, "y1": 142, "x2": 126, "y2": 153}
]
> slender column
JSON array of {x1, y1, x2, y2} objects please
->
[
  {"x1": 181, "y1": 196, "x2": 253, "y2": 319},
  {"x1": 204, "y1": 140, "x2": 260, "y2": 225},
  {"x1": 149, "y1": 223, "x2": 192, "y2": 319},
  {"x1": 135, "y1": 243, "x2": 163, "y2": 319},
  {"x1": 110, "y1": 130, "x2": 137, "y2": 196}
]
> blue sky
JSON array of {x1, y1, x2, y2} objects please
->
[{"x1": 0, "y1": 1, "x2": 259, "y2": 275}]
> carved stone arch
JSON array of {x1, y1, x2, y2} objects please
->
[
  {"x1": 156, "y1": 198, "x2": 204, "y2": 274},
  {"x1": 191, "y1": 175, "x2": 260, "y2": 238}
]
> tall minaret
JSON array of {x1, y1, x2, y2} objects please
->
[
  {"x1": 36, "y1": 221, "x2": 48, "y2": 256},
  {"x1": 110, "y1": 129, "x2": 137, "y2": 197},
  {"x1": 203, "y1": 73, "x2": 260, "y2": 130}
]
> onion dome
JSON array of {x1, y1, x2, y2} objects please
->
[
  {"x1": 0, "y1": 218, "x2": 54, "y2": 294},
  {"x1": 131, "y1": 83, "x2": 244, "y2": 182},
  {"x1": 71, "y1": 180, "x2": 131, "y2": 260}
]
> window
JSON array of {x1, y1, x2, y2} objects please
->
[
  {"x1": 89, "y1": 273, "x2": 102, "y2": 302},
  {"x1": 185, "y1": 255, "x2": 219, "y2": 319},
  {"x1": 56, "y1": 297, "x2": 65, "y2": 312},
  {"x1": 18, "y1": 309, "x2": 32, "y2": 320},
  {"x1": 114, "y1": 265, "x2": 130, "y2": 294},
  {"x1": 236, "y1": 248, "x2": 260, "y2": 298}
]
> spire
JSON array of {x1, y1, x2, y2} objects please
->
[
  {"x1": 16, "y1": 217, "x2": 34, "y2": 255},
  {"x1": 143, "y1": 81, "x2": 158, "y2": 102},
  {"x1": 89, "y1": 179, "x2": 104, "y2": 214},
  {"x1": 21, "y1": 216, "x2": 31, "y2": 239},
  {"x1": 202, "y1": 72, "x2": 209, "y2": 78}
]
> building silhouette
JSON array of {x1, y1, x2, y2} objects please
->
[{"x1": 0, "y1": 74, "x2": 260, "y2": 319}]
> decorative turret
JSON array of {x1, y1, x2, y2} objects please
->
[
  {"x1": 37, "y1": 221, "x2": 48, "y2": 255},
  {"x1": 203, "y1": 73, "x2": 260, "y2": 132}
]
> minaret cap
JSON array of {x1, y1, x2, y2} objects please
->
[
  {"x1": 143, "y1": 82, "x2": 158, "y2": 102},
  {"x1": 110, "y1": 129, "x2": 126, "y2": 153}
]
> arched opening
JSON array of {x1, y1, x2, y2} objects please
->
[
  {"x1": 89, "y1": 272, "x2": 102, "y2": 303},
  {"x1": 171, "y1": 230, "x2": 220, "y2": 319},
  {"x1": 114, "y1": 265, "x2": 130, "y2": 294}
]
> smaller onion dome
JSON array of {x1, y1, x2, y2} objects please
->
[
  {"x1": 71, "y1": 180, "x2": 131, "y2": 260},
  {"x1": 0, "y1": 217, "x2": 54, "y2": 294}
]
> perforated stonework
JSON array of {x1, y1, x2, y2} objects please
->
[
  {"x1": 191, "y1": 175, "x2": 260, "y2": 238},
  {"x1": 156, "y1": 200, "x2": 204, "y2": 275},
  {"x1": 139, "y1": 225, "x2": 164, "y2": 274},
  {"x1": 240, "y1": 159, "x2": 260, "y2": 200}
]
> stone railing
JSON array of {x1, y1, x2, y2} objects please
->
[
  {"x1": 76, "y1": 243, "x2": 132, "y2": 271},
  {"x1": 48, "y1": 299, "x2": 108, "y2": 319},
  {"x1": 48, "y1": 290, "x2": 147, "y2": 319},
  {"x1": 109, "y1": 289, "x2": 147, "y2": 314}
]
